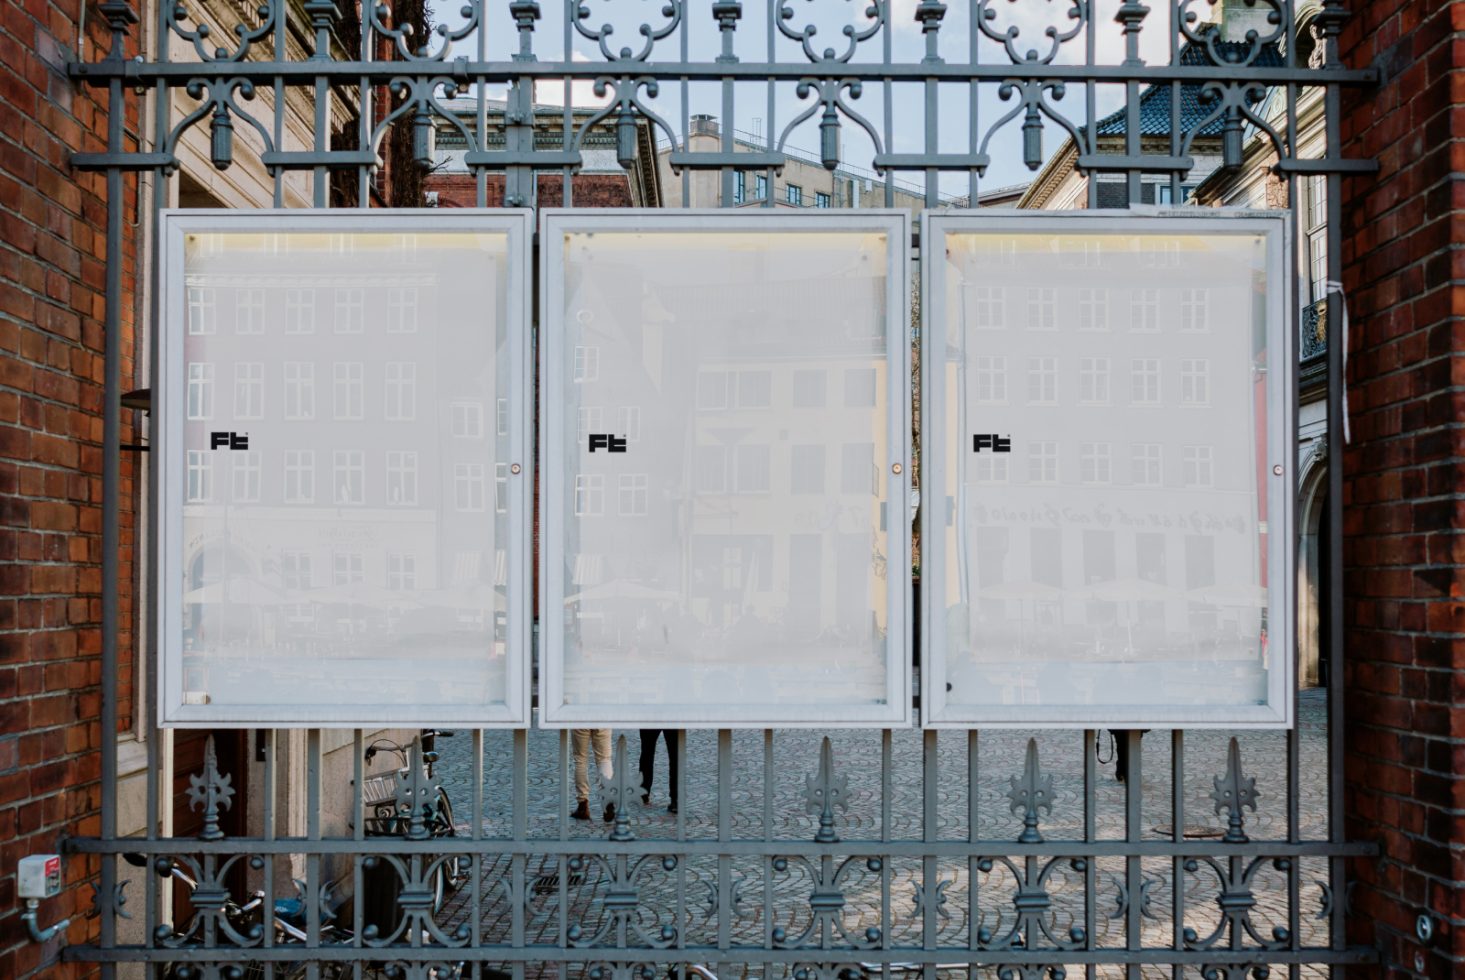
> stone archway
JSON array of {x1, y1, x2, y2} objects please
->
[{"x1": 1297, "y1": 437, "x2": 1329, "y2": 688}]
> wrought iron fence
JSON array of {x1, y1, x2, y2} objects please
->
[{"x1": 67, "y1": 0, "x2": 1373, "y2": 976}]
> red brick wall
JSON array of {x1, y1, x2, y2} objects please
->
[
  {"x1": 0, "y1": 0, "x2": 139, "y2": 973},
  {"x1": 426, "y1": 171, "x2": 637, "y2": 209},
  {"x1": 1340, "y1": 3, "x2": 1464, "y2": 977}
]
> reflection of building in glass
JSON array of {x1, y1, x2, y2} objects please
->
[
  {"x1": 180, "y1": 234, "x2": 509, "y2": 707},
  {"x1": 940, "y1": 233, "x2": 1269, "y2": 709}
]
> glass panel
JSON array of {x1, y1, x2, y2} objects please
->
[
  {"x1": 171, "y1": 226, "x2": 518, "y2": 723},
  {"x1": 931, "y1": 224, "x2": 1280, "y2": 725},
  {"x1": 546, "y1": 221, "x2": 904, "y2": 725}
]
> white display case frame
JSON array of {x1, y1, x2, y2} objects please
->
[
  {"x1": 920, "y1": 210, "x2": 1295, "y2": 729},
  {"x1": 157, "y1": 209, "x2": 534, "y2": 727},
  {"x1": 538, "y1": 209, "x2": 914, "y2": 728}
]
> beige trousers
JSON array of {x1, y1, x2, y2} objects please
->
[{"x1": 571, "y1": 728, "x2": 613, "y2": 802}]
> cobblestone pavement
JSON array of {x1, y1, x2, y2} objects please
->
[{"x1": 432, "y1": 690, "x2": 1333, "y2": 979}]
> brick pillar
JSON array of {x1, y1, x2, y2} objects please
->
[{"x1": 1339, "y1": 2, "x2": 1464, "y2": 978}]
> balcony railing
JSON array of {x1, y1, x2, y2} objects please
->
[{"x1": 1302, "y1": 297, "x2": 1327, "y2": 360}]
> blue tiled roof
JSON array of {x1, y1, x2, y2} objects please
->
[{"x1": 1092, "y1": 38, "x2": 1283, "y2": 139}]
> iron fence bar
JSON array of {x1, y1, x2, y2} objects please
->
[
  {"x1": 1171, "y1": 730, "x2": 1185, "y2": 980},
  {"x1": 922, "y1": 730, "x2": 938, "y2": 980},
  {"x1": 1125, "y1": 729, "x2": 1142, "y2": 980}
]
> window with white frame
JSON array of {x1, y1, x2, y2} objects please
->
[
  {"x1": 1027, "y1": 441, "x2": 1058, "y2": 484},
  {"x1": 1183, "y1": 445, "x2": 1214, "y2": 487},
  {"x1": 384, "y1": 362, "x2": 416, "y2": 421},
  {"x1": 235, "y1": 288, "x2": 265, "y2": 334},
  {"x1": 1026, "y1": 287, "x2": 1056, "y2": 330},
  {"x1": 495, "y1": 462, "x2": 509, "y2": 513},
  {"x1": 455, "y1": 463, "x2": 486, "y2": 511},
  {"x1": 233, "y1": 362, "x2": 264, "y2": 420},
  {"x1": 187, "y1": 286, "x2": 217, "y2": 335},
  {"x1": 333, "y1": 287, "x2": 365, "y2": 334},
  {"x1": 1180, "y1": 358, "x2": 1210, "y2": 405},
  {"x1": 617, "y1": 406, "x2": 641, "y2": 442},
  {"x1": 618, "y1": 473, "x2": 649, "y2": 516},
  {"x1": 973, "y1": 453, "x2": 1009, "y2": 483},
  {"x1": 281, "y1": 551, "x2": 312, "y2": 596},
  {"x1": 1179, "y1": 288, "x2": 1209, "y2": 332},
  {"x1": 969, "y1": 286, "x2": 1004, "y2": 329},
  {"x1": 1079, "y1": 357, "x2": 1110, "y2": 404},
  {"x1": 736, "y1": 444, "x2": 771, "y2": 494},
  {"x1": 284, "y1": 288, "x2": 315, "y2": 334},
  {"x1": 386, "y1": 553, "x2": 417, "y2": 591},
  {"x1": 332, "y1": 362, "x2": 364, "y2": 421},
  {"x1": 452, "y1": 401, "x2": 484, "y2": 438},
  {"x1": 497, "y1": 397, "x2": 510, "y2": 436},
  {"x1": 186, "y1": 362, "x2": 215, "y2": 420},
  {"x1": 1131, "y1": 358, "x2": 1161, "y2": 405},
  {"x1": 1307, "y1": 174, "x2": 1328, "y2": 302},
  {"x1": 231, "y1": 451, "x2": 260, "y2": 503},
  {"x1": 573, "y1": 345, "x2": 600, "y2": 382},
  {"x1": 1059, "y1": 237, "x2": 1102, "y2": 267},
  {"x1": 186, "y1": 450, "x2": 212, "y2": 502},
  {"x1": 332, "y1": 450, "x2": 364, "y2": 505},
  {"x1": 1027, "y1": 356, "x2": 1057, "y2": 404},
  {"x1": 385, "y1": 450, "x2": 418, "y2": 505},
  {"x1": 1143, "y1": 238, "x2": 1181, "y2": 268},
  {"x1": 974, "y1": 356, "x2": 1007, "y2": 404},
  {"x1": 577, "y1": 406, "x2": 603, "y2": 440},
  {"x1": 1131, "y1": 443, "x2": 1162, "y2": 487},
  {"x1": 1130, "y1": 288, "x2": 1159, "y2": 332},
  {"x1": 332, "y1": 550, "x2": 364, "y2": 586},
  {"x1": 283, "y1": 450, "x2": 315, "y2": 503},
  {"x1": 1080, "y1": 442, "x2": 1112, "y2": 484},
  {"x1": 283, "y1": 362, "x2": 315, "y2": 420},
  {"x1": 573, "y1": 473, "x2": 604, "y2": 515},
  {"x1": 1077, "y1": 288, "x2": 1109, "y2": 331},
  {"x1": 386, "y1": 286, "x2": 419, "y2": 334}
]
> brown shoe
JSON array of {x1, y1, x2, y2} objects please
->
[{"x1": 571, "y1": 800, "x2": 590, "y2": 821}]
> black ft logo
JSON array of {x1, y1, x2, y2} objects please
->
[
  {"x1": 588, "y1": 434, "x2": 627, "y2": 453},
  {"x1": 210, "y1": 431, "x2": 250, "y2": 450},
  {"x1": 972, "y1": 434, "x2": 1011, "y2": 453}
]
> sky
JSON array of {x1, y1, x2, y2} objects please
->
[{"x1": 424, "y1": 0, "x2": 1206, "y2": 196}]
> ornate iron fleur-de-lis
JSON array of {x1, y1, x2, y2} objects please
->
[
  {"x1": 187, "y1": 734, "x2": 235, "y2": 841},
  {"x1": 1211, "y1": 737, "x2": 1259, "y2": 844},
  {"x1": 597, "y1": 734, "x2": 640, "y2": 842},
  {"x1": 1007, "y1": 738, "x2": 1054, "y2": 844},
  {"x1": 804, "y1": 736, "x2": 849, "y2": 844},
  {"x1": 394, "y1": 737, "x2": 441, "y2": 841}
]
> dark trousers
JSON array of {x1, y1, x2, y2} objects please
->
[
  {"x1": 1111, "y1": 729, "x2": 1148, "y2": 783},
  {"x1": 638, "y1": 729, "x2": 679, "y2": 805}
]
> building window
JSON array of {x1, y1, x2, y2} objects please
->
[
  {"x1": 815, "y1": 191, "x2": 831, "y2": 208},
  {"x1": 186, "y1": 286, "x2": 216, "y2": 335},
  {"x1": 186, "y1": 362, "x2": 214, "y2": 420},
  {"x1": 455, "y1": 463, "x2": 486, "y2": 511},
  {"x1": 386, "y1": 450, "x2": 418, "y2": 505},
  {"x1": 186, "y1": 450, "x2": 212, "y2": 502},
  {"x1": 235, "y1": 288, "x2": 265, "y2": 335},
  {"x1": 1077, "y1": 288, "x2": 1109, "y2": 331},
  {"x1": 573, "y1": 473, "x2": 604, "y2": 516},
  {"x1": 332, "y1": 362, "x2": 364, "y2": 421},
  {"x1": 1131, "y1": 358, "x2": 1161, "y2": 405},
  {"x1": 843, "y1": 368, "x2": 877, "y2": 408},
  {"x1": 786, "y1": 184, "x2": 802, "y2": 206},
  {"x1": 281, "y1": 551, "x2": 312, "y2": 605},
  {"x1": 754, "y1": 173, "x2": 768, "y2": 200},
  {"x1": 1080, "y1": 442, "x2": 1112, "y2": 485},
  {"x1": 973, "y1": 454, "x2": 1009, "y2": 484},
  {"x1": 790, "y1": 444, "x2": 824, "y2": 494},
  {"x1": 974, "y1": 356, "x2": 1007, "y2": 404},
  {"x1": 384, "y1": 362, "x2": 416, "y2": 421},
  {"x1": 969, "y1": 286, "x2": 1005, "y2": 330},
  {"x1": 387, "y1": 286, "x2": 418, "y2": 334},
  {"x1": 387, "y1": 553, "x2": 416, "y2": 591},
  {"x1": 1027, "y1": 356, "x2": 1057, "y2": 405},
  {"x1": 231, "y1": 452, "x2": 260, "y2": 503},
  {"x1": 1026, "y1": 288, "x2": 1056, "y2": 331},
  {"x1": 1183, "y1": 445, "x2": 1214, "y2": 487},
  {"x1": 284, "y1": 288, "x2": 315, "y2": 334},
  {"x1": 283, "y1": 450, "x2": 315, "y2": 503},
  {"x1": 1131, "y1": 443, "x2": 1162, "y2": 487},
  {"x1": 618, "y1": 406, "x2": 641, "y2": 442},
  {"x1": 452, "y1": 401, "x2": 484, "y2": 438},
  {"x1": 233, "y1": 362, "x2": 264, "y2": 420},
  {"x1": 792, "y1": 370, "x2": 826, "y2": 407},
  {"x1": 495, "y1": 462, "x2": 509, "y2": 513},
  {"x1": 332, "y1": 550, "x2": 364, "y2": 586},
  {"x1": 1130, "y1": 288, "x2": 1159, "y2": 333},
  {"x1": 577, "y1": 406, "x2": 603, "y2": 440},
  {"x1": 840, "y1": 442, "x2": 874, "y2": 495},
  {"x1": 1307, "y1": 174, "x2": 1328, "y2": 302},
  {"x1": 497, "y1": 398, "x2": 510, "y2": 436},
  {"x1": 1079, "y1": 357, "x2": 1110, "y2": 405},
  {"x1": 736, "y1": 371, "x2": 771, "y2": 408},
  {"x1": 573, "y1": 346, "x2": 600, "y2": 382},
  {"x1": 333, "y1": 287, "x2": 364, "y2": 334},
  {"x1": 696, "y1": 371, "x2": 730, "y2": 411},
  {"x1": 332, "y1": 450, "x2": 364, "y2": 505},
  {"x1": 1060, "y1": 238, "x2": 1102, "y2": 268},
  {"x1": 284, "y1": 362, "x2": 315, "y2": 420},
  {"x1": 732, "y1": 171, "x2": 746, "y2": 205},
  {"x1": 1179, "y1": 288, "x2": 1209, "y2": 332},
  {"x1": 1027, "y1": 441, "x2": 1057, "y2": 484},
  {"x1": 618, "y1": 473, "x2": 649, "y2": 516},
  {"x1": 1180, "y1": 358, "x2": 1210, "y2": 406},
  {"x1": 736, "y1": 445, "x2": 771, "y2": 494}
]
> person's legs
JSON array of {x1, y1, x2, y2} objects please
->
[
  {"x1": 592, "y1": 729, "x2": 615, "y2": 822},
  {"x1": 571, "y1": 729, "x2": 591, "y2": 816},
  {"x1": 638, "y1": 729, "x2": 658, "y2": 802},
  {"x1": 664, "y1": 730, "x2": 679, "y2": 810}
]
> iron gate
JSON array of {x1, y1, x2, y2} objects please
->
[{"x1": 67, "y1": 0, "x2": 1375, "y2": 976}]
